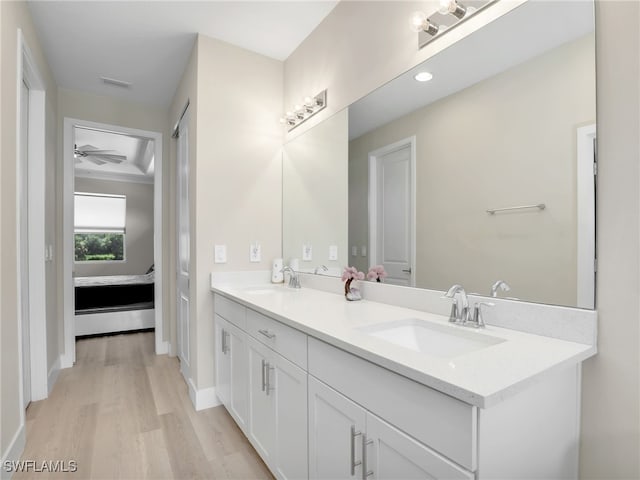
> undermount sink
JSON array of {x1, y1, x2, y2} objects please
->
[{"x1": 357, "y1": 318, "x2": 505, "y2": 358}]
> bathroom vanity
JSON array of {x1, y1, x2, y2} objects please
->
[{"x1": 211, "y1": 280, "x2": 596, "y2": 480}]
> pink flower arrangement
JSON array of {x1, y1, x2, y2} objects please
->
[
  {"x1": 342, "y1": 266, "x2": 365, "y2": 282},
  {"x1": 367, "y1": 265, "x2": 388, "y2": 282},
  {"x1": 342, "y1": 266, "x2": 365, "y2": 299}
]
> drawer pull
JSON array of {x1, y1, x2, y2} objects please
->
[
  {"x1": 258, "y1": 329, "x2": 276, "y2": 339},
  {"x1": 362, "y1": 435, "x2": 373, "y2": 480},
  {"x1": 350, "y1": 425, "x2": 362, "y2": 476},
  {"x1": 261, "y1": 359, "x2": 267, "y2": 392}
]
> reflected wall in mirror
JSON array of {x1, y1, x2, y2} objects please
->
[
  {"x1": 283, "y1": 0, "x2": 596, "y2": 309},
  {"x1": 283, "y1": 109, "x2": 348, "y2": 275}
]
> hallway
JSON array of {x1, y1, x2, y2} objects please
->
[{"x1": 16, "y1": 332, "x2": 272, "y2": 479}]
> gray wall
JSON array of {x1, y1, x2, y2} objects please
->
[{"x1": 74, "y1": 177, "x2": 154, "y2": 276}]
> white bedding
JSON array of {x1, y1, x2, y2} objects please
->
[{"x1": 74, "y1": 271, "x2": 154, "y2": 287}]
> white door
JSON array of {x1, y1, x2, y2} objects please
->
[
  {"x1": 308, "y1": 376, "x2": 367, "y2": 480},
  {"x1": 20, "y1": 78, "x2": 31, "y2": 408},
  {"x1": 273, "y1": 355, "x2": 308, "y2": 480},
  {"x1": 369, "y1": 140, "x2": 415, "y2": 286},
  {"x1": 365, "y1": 413, "x2": 473, "y2": 480},
  {"x1": 176, "y1": 108, "x2": 191, "y2": 378},
  {"x1": 247, "y1": 337, "x2": 276, "y2": 464}
]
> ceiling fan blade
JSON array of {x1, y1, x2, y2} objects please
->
[
  {"x1": 77, "y1": 144, "x2": 101, "y2": 152},
  {"x1": 86, "y1": 156, "x2": 107, "y2": 166},
  {"x1": 93, "y1": 154, "x2": 126, "y2": 163}
]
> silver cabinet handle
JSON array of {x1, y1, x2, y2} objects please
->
[
  {"x1": 261, "y1": 359, "x2": 266, "y2": 392},
  {"x1": 402, "y1": 268, "x2": 412, "y2": 273},
  {"x1": 362, "y1": 434, "x2": 373, "y2": 480},
  {"x1": 266, "y1": 363, "x2": 275, "y2": 396},
  {"x1": 350, "y1": 425, "x2": 362, "y2": 476},
  {"x1": 221, "y1": 328, "x2": 226, "y2": 353},
  {"x1": 258, "y1": 329, "x2": 276, "y2": 339},
  {"x1": 224, "y1": 331, "x2": 230, "y2": 354}
]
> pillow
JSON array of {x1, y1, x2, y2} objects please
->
[{"x1": 146, "y1": 264, "x2": 155, "y2": 274}]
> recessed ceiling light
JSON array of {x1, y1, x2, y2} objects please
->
[
  {"x1": 100, "y1": 76, "x2": 132, "y2": 88},
  {"x1": 414, "y1": 71, "x2": 433, "y2": 82}
]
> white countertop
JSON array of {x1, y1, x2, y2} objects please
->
[{"x1": 211, "y1": 282, "x2": 596, "y2": 408}]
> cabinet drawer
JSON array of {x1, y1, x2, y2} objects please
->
[
  {"x1": 214, "y1": 294, "x2": 246, "y2": 329},
  {"x1": 247, "y1": 308, "x2": 307, "y2": 369},
  {"x1": 308, "y1": 337, "x2": 477, "y2": 471}
]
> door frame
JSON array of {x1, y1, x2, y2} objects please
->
[
  {"x1": 368, "y1": 137, "x2": 417, "y2": 287},
  {"x1": 576, "y1": 124, "x2": 596, "y2": 309},
  {"x1": 62, "y1": 118, "x2": 167, "y2": 368},
  {"x1": 16, "y1": 29, "x2": 48, "y2": 404}
]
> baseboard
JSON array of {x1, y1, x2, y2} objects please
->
[
  {"x1": 59, "y1": 351, "x2": 73, "y2": 369},
  {"x1": 1, "y1": 423, "x2": 25, "y2": 480},
  {"x1": 47, "y1": 355, "x2": 61, "y2": 395},
  {"x1": 187, "y1": 378, "x2": 221, "y2": 411},
  {"x1": 155, "y1": 340, "x2": 169, "y2": 355}
]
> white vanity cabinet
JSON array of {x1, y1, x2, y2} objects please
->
[
  {"x1": 247, "y1": 335, "x2": 308, "y2": 480},
  {"x1": 308, "y1": 376, "x2": 472, "y2": 480}
]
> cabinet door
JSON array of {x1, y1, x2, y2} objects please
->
[
  {"x1": 227, "y1": 321, "x2": 248, "y2": 432},
  {"x1": 215, "y1": 315, "x2": 230, "y2": 408},
  {"x1": 365, "y1": 413, "x2": 473, "y2": 480},
  {"x1": 247, "y1": 336, "x2": 276, "y2": 465},
  {"x1": 273, "y1": 355, "x2": 308, "y2": 480},
  {"x1": 308, "y1": 376, "x2": 366, "y2": 480}
]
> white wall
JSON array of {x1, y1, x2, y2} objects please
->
[
  {"x1": 74, "y1": 178, "x2": 154, "y2": 277},
  {"x1": 0, "y1": 0, "x2": 57, "y2": 464},
  {"x1": 170, "y1": 34, "x2": 283, "y2": 392},
  {"x1": 283, "y1": 108, "x2": 348, "y2": 273},
  {"x1": 284, "y1": 1, "x2": 639, "y2": 477},
  {"x1": 349, "y1": 34, "x2": 595, "y2": 306}
]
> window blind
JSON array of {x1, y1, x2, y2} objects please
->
[{"x1": 74, "y1": 192, "x2": 126, "y2": 233}]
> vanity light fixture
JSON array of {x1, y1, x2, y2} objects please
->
[
  {"x1": 411, "y1": 0, "x2": 495, "y2": 50},
  {"x1": 414, "y1": 71, "x2": 433, "y2": 82},
  {"x1": 280, "y1": 90, "x2": 327, "y2": 131}
]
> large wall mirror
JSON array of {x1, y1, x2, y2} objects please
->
[{"x1": 283, "y1": 0, "x2": 596, "y2": 309}]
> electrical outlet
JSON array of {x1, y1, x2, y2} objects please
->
[
  {"x1": 329, "y1": 245, "x2": 338, "y2": 261},
  {"x1": 214, "y1": 244, "x2": 227, "y2": 263},
  {"x1": 303, "y1": 244, "x2": 313, "y2": 261},
  {"x1": 352, "y1": 246, "x2": 357, "y2": 257},
  {"x1": 361, "y1": 246, "x2": 367, "y2": 257},
  {"x1": 250, "y1": 242, "x2": 261, "y2": 262}
]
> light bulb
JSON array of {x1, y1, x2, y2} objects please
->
[
  {"x1": 414, "y1": 71, "x2": 433, "y2": 82},
  {"x1": 409, "y1": 11, "x2": 427, "y2": 33},
  {"x1": 438, "y1": 0, "x2": 466, "y2": 19},
  {"x1": 304, "y1": 96, "x2": 314, "y2": 106},
  {"x1": 279, "y1": 117, "x2": 286, "y2": 124}
]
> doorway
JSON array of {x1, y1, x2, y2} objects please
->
[
  {"x1": 62, "y1": 119, "x2": 166, "y2": 368},
  {"x1": 368, "y1": 137, "x2": 416, "y2": 287}
]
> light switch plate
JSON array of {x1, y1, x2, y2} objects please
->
[
  {"x1": 303, "y1": 244, "x2": 313, "y2": 261},
  {"x1": 352, "y1": 246, "x2": 357, "y2": 257},
  {"x1": 214, "y1": 244, "x2": 227, "y2": 263},
  {"x1": 250, "y1": 242, "x2": 261, "y2": 263},
  {"x1": 361, "y1": 246, "x2": 367, "y2": 257},
  {"x1": 329, "y1": 245, "x2": 338, "y2": 261}
]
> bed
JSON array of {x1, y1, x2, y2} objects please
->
[{"x1": 74, "y1": 272, "x2": 155, "y2": 336}]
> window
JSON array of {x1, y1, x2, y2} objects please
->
[{"x1": 74, "y1": 192, "x2": 126, "y2": 262}]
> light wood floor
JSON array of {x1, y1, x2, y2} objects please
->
[{"x1": 17, "y1": 331, "x2": 273, "y2": 480}]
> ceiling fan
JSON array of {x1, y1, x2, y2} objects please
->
[{"x1": 74, "y1": 144, "x2": 127, "y2": 166}]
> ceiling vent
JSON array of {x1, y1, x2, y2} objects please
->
[{"x1": 100, "y1": 76, "x2": 132, "y2": 88}]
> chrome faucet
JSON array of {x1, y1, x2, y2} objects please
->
[
  {"x1": 314, "y1": 265, "x2": 328, "y2": 275},
  {"x1": 490, "y1": 280, "x2": 511, "y2": 298},
  {"x1": 469, "y1": 301, "x2": 494, "y2": 328},
  {"x1": 281, "y1": 266, "x2": 301, "y2": 289},
  {"x1": 444, "y1": 284, "x2": 470, "y2": 324}
]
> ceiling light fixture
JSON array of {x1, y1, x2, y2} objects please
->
[
  {"x1": 280, "y1": 90, "x2": 327, "y2": 131},
  {"x1": 414, "y1": 71, "x2": 433, "y2": 82},
  {"x1": 410, "y1": 0, "x2": 495, "y2": 50}
]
